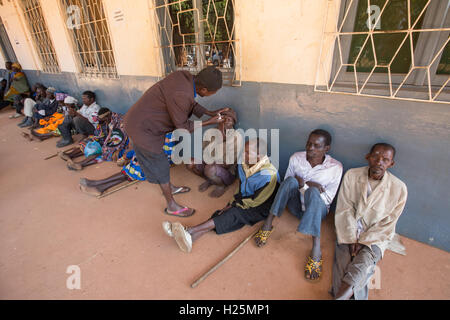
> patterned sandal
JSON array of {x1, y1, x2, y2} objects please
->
[
  {"x1": 254, "y1": 227, "x2": 273, "y2": 247},
  {"x1": 304, "y1": 256, "x2": 323, "y2": 282}
]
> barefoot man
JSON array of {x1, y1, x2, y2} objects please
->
[
  {"x1": 332, "y1": 143, "x2": 407, "y2": 300},
  {"x1": 124, "y1": 66, "x2": 228, "y2": 217}
]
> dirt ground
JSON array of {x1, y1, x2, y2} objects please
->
[{"x1": 0, "y1": 107, "x2": 449, "y2": 300}]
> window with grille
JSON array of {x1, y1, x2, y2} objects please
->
[
  {"x1": 315, "y1": 0, "x2": 450, "y2": 104},
  {"x1": 19, "y1": 0, "x2": 60, "y2": 73},
  {"x1": 153, "y1": 0, "x2": 240, "y2": 86},
  {"x1": 60, "y1": 0, "x2": 118, "y2": 78}
]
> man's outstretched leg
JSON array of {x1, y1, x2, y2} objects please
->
[{"x1": 255, "y1": 176, "x2": 302, "y2": 247}]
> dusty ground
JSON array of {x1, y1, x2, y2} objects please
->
[{"x1": 0, "y1": 107, "x2": 449, "y2": 300}]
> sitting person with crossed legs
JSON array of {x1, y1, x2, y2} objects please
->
[{"x1": 185, "y1": 109, "x2": 243, "y2": 198}]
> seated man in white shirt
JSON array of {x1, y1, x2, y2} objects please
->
[
  {"x1": 254, "y1": 129, "x2": 343, "y2": 282},
  {"x1": 332, "y1": 143, "x2": 407, "y2": 300},
  {"x1": 57, "y1": 90, "x2": 100, "y2": 148}
]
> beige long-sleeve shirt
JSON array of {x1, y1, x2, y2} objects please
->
[{"x1": 334, "y1": 166, "x2": 408, "y2": 256}]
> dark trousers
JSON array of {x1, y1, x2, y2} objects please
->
[{"x1": 59, "y1": 115, "x2": 95, "y2": 140}]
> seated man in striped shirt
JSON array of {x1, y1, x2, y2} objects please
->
[
  {"x1": 254, "y1": 129, "x2": 343, "y2": 282},
  {"x1": 163, "y1": 139, "x2": 280, "y2": 253}
]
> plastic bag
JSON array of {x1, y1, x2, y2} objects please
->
[{"x1": 84, "y1": 141, "x2": 103, "y2": 157}]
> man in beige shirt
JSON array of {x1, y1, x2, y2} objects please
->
[{"x1": 332, "y1": 143, "x2": 408, "y2": 300}]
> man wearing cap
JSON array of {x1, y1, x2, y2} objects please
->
[
  {"x1": 31, "y1": 87, "x2": 58, "y2": 126},
  {"x1": 56, "y1": 90, "x2": 100, "y2": 148},
  {"x1": 124, "y1": 66, "x2": 228, "y2": 217}
]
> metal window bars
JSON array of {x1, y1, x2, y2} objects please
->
[
  {"x1": 19, "y1": 0, "x2": 60, "y2": 73},
  {"x1": 151, "y1": 0, "x2": 241, "y2": 86},
  {"x1": 60, "y1": 0, "x2": 118, "y2": 79},
  {"x1": 315, "y1": 0, "x2": 450, "y2": 104}
]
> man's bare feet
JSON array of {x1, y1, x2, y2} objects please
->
[
  {"x1": 67, "y1": 160, "x2": 82, "y2": 171},
  {"x1": 198, "y1": 180, "x2": 212, "y2": 192},
  {"x1": 79, "y1": 183, "x2": 102, "y2": 197},
  {"x1": 209, "y1": 185, "x2": 226, "y2": 198},
  {"x1": 58, "y1": 151, "x2": 71, "y2": 161}
]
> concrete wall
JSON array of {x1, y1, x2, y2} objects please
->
[{"x1": 1, "y1": 0, "x2": 449, "y2": 252}]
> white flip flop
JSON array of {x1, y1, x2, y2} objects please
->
[
  {"x1": 162, "y1": 221, "x2": 174, "y2": 237},
  {"x1": 172, "y1": 222, "x2": 192, "y2": 253}
]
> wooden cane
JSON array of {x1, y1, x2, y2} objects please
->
[
  {"x1": 97, "y1": 180, "x2": 141, "y2": 199},
  {"x1": 44, "y1": 153, "x2": 58, "y2": 160},
  {"x1": 191, "y1": 228, "x2": 259, "y2": 288}
]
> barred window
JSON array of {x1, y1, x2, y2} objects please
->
[
  {"x1": 60, "y1": 0, "x2": 118, "y2": 78},
  {"x1": 316, "y1": 0, "x2": 450, "y2": 104},
  {"x1": 153, "y1": 0, "x2": 240, "y2": 86},
  {"x1": 19, "y1": 0, "x2": 60, "y2": 73}
]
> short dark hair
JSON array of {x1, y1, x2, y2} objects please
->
[
  {"x1": 370, "y1": 143, "x2": 396, "y2": 158},
  {"x1": 310, "y1": 129, "x2": 332, "y2": 146},
  {"x1": 98, "y1": 107, "x2": 110, "y2": 116},
  {"x1": 82, "y1": 90, "x2": 96, "y2": 100},
  {"x1": 195, "y1": 66, "x2": 223, "y2": 92}
]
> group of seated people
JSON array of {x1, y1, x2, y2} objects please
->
[
  {"x1": 163, "y1": 132, "x2": 407, "y2": 300},
  {"x1": 5, "y1": 67, "x2": 408, "y2": 300}
]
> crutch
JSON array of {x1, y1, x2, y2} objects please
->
[
  {"x1": 97, "y1": 180, "x2": 141, "y2": 199},
  {"x1": 191, "y1": 227, "x2": 260, "y2": 288}
]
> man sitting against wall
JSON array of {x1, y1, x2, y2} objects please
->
[
  {"x1": 254, "y1": 129, "x2": 343, "y2": 282},
  {"x1": 56, "y1": 90, "x2": 101, "y2": 148},
  {"x1": 162, "y1": 139, "x2": 280, "y2": 253},
  {"x1": 331, "y1": 143, "x2": 407, "y2": 300}
]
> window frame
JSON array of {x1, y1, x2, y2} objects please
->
[{"x1": 329, "y1": 0, "x2": 449, "y2": 98}]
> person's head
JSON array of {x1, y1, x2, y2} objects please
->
[
  {"x1": 11, "y1": 62, "x2": 22, "y2": 72},
  {"x1": 217, "y1": 109, "x2": 237, "y2": 134},
  {"x1": 46, "y1": 87, "x2": 56, "y2": 100},
  {"x1": 82, "y1": 91, "x2": 96, "y2": 106},
  {"x1": 306, "y1": 129, "x2": 332, "y2": 161},
  {"x1": 98, "y1": 107, "x2": 111, "y2": 124},
  {"x1": 32, "y1": 82, "x2": 44, "y2": 92},
  {"x1": 366, "y1": 143, "x2": 396, "y2": 180},
  {"x1": 194, "y1": 66, "x2": 222, "y2": 97},
  {"x1": 64, "y1": 96, "x2": 78, "y2": 109},
  {"x1": 244, "y1": 138, "x2": 267, "y2": 166},
  {"x1": 5, "y1": 61, "x2": 12, "y2": 70}
]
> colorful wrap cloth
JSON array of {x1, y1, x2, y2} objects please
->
[
  {"x1": 78, "y1": 112, "x2": 128, "y2": 164},
  {"x1": 122, "y1": 150, "x2": 145, "y2": 181},
  {"x1": 35, "y1": 113, "x2": 65, "y2": 135},
  {"x1": 101, "y1": 113, "x2": 129, "y2": 162},
  {"x1": 120, "y1": 132, "x2": 176, "y2": 181},
  {"x1": 4, "y1": 71, "x2": 30, "y2": 102}
]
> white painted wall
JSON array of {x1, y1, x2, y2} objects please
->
[{"x1": 0, "y1": 0, "x2": 333, "y2": 84}]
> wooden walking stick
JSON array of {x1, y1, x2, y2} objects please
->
[
  {"x1": 97, "y1": 180, "x2": 141, "y2": 199},
  {"x1": 191, "y1": 228, "x2": 260, "y2": 288}
]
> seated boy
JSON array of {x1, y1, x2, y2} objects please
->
[{"x1": 163, "y1": 139, "x2": 280, "y2": 253}]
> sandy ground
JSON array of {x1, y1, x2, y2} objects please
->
[{"x1": 0, "y1": 107, "x2": 449, "y2": 300}]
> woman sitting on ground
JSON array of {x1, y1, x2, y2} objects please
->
[{"x1": 58, "y1": 109, "x2": 129, "y2": 171}]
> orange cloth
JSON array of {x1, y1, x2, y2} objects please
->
[{"x1": 35, "y1": 113, "x2": 65, "y2": 134}]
